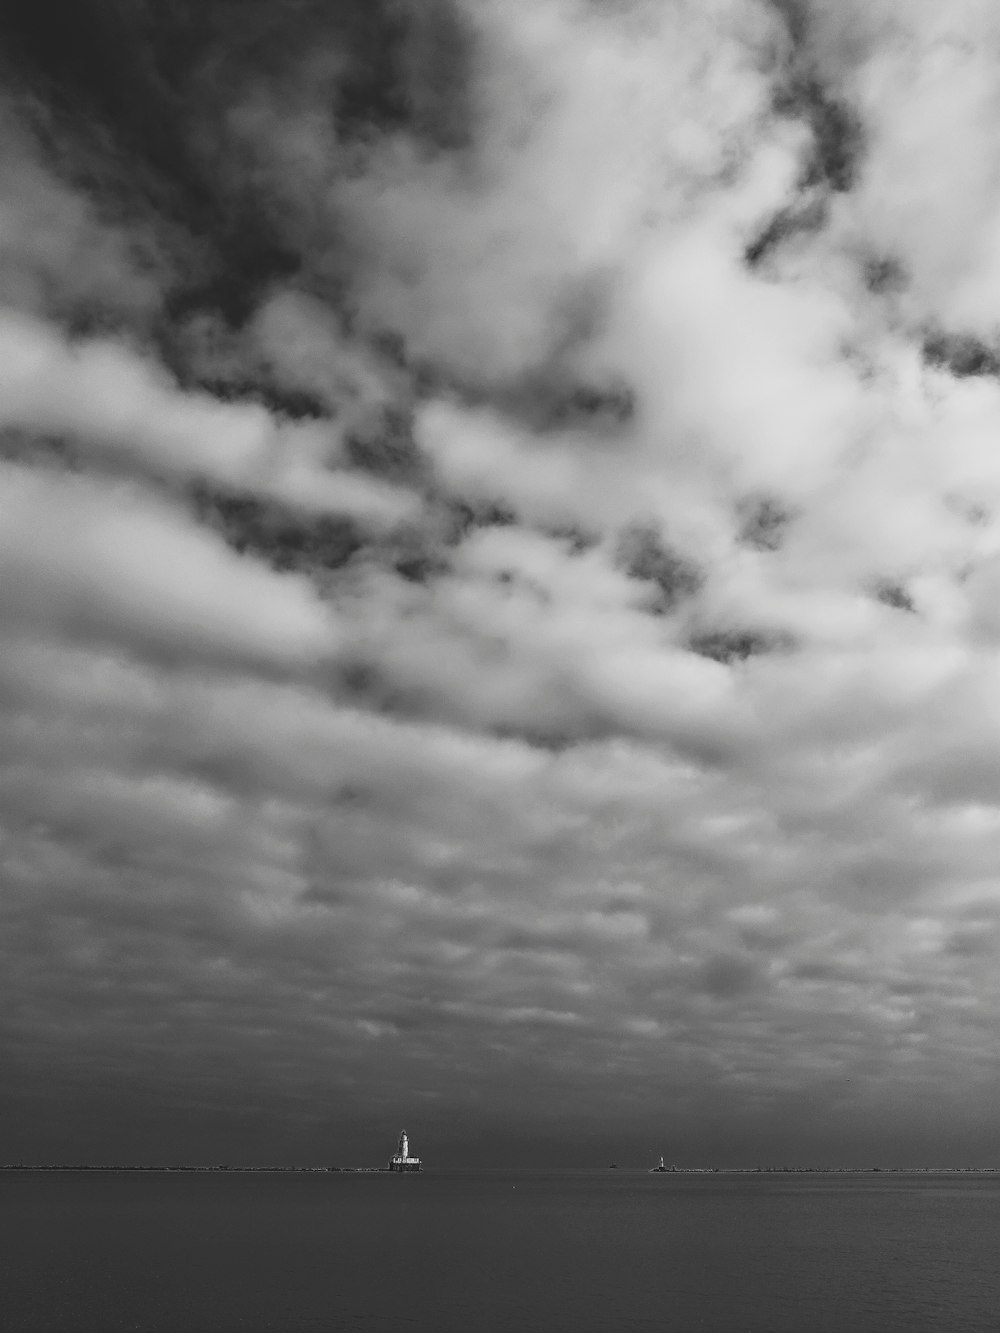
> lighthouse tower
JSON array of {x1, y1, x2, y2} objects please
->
[{"x1": 388, "y1": 1130, "x2": 422, "y2": 1172}]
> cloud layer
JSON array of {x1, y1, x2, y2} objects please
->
[{"x1": 3, "y1": 0, "x2": 1000, "y2": 1166}]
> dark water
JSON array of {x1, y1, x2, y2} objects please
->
[{"x1": 3, "y1": 1169, "x2": 1000, "y2": 1332}]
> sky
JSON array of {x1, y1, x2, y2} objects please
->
[{"x1": 4, "y1": 0, "x2": 1000, "y2": 1169}]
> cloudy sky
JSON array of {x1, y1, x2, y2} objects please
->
[{"x1": 5, "y1": 0, "x2": 1000, "y2": 1169}]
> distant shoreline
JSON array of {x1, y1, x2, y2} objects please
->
[
  {"x1": 4, "y1": 1165, "x2": 1000, "y2": 1175},
  {"x1": 0, "y1": 1165, "x2": 387, "y2": 1174}
]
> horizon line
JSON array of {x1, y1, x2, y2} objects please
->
[{"x1": 5, "y1": 1163, "x2": 1000, "y2": 1174}]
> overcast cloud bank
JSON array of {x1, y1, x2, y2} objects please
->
[{"x1": 3, "y1": 0, "x2": 1000, "y2": 1165}]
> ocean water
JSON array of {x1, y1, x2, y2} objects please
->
[{"x1": 2, "y1": 1169, "x2": 999, "y2": 1332}]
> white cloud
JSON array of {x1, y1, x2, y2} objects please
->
[
  {"x1": 0, "y1": 465, "x2": 339, "y2": 666},
  {"x1": 0, "y1": 309, "x2": 419, "y2": 527}
]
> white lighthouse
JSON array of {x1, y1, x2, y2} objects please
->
[{"x1": 388, "y1": 1130, "x2": 422, "y2": 1172}]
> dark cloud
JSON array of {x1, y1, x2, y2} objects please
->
[
  {"x1": 873, "y1": 581, "x2": 917, "y2": 615},
  {"x1": 616, "y1": 523, "x2": 702, "y2": 614},
  {"x1": 182, "y1": 375, "x2": 329, "y2": 423},
  {"x1": 344, "y1": 405, "x2": 426, "y2": 484},
  {"x1": 697, "y1": 952, "x2": 763, "y2": 1000},
  {"x1": 861, "y1": 255, "x2": 906, "y2": 297},
  {"x1": 779, "y1": 76, "x2": 864, "y2": 193},
  {"x1": 736, "y1": 496, "x2": 795, "y2": 553},
  {"x1": 688, "y1": 628, "x2": 794, "y2": 665},
  {"x1": 444, "y1": 498, "x2": 518, "y2": 543},
  {"x1": 190, "y1": 484, "x2": 364, "y2": 576},
  {"x1": 744, "y1": 198, "x2": 827, "y2": 269},
  {"x1": 922, "y1": 330, "x2": 1000, "y2": 380},
  {"x1": 0, "y1": 0, "x2": 478, "y2": 349}
]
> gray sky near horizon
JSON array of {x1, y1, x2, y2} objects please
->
[{"x1": 3, "y1": 0, "x2": 1000, "y2": 1168}]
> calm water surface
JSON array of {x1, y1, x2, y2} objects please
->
[{"x1": 2, "y1": 1169, "x2": 1000, "y2": 1331}]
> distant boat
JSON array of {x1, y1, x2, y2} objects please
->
[{"x1": 650, "y1": 1155, "x2": 669, "y2": 1173}]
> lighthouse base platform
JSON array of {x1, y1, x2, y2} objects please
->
[{"x1": 387, "y1": 1157, "x2": 422, "y2": 1173}]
